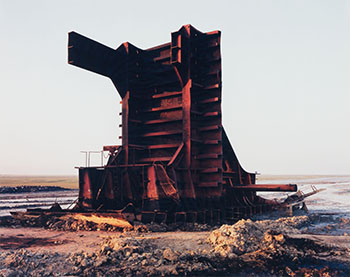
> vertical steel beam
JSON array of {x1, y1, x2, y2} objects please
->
[
  {"x1": 122, "y1": 91, "x2": 130, "y2": 164},
  {"x1": 182, "y1": 80, "x2": 192, "y2": 168},
  {"x1": 146, "y1": 166, "x2": 159, "y2": 200}
]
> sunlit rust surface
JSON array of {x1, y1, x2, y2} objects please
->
[{"x1": 69, "y1": 214, "x2": 132, "y2": 229}]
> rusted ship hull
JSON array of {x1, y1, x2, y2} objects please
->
[
  {"x1": 6, "y1": 25, "x2": 326, "y2": 226},
  {"x1": 64, "y1": 25, "x2": 302, "y2": 224}
]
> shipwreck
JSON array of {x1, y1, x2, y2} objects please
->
[{"x1": 12, "y1": 25, "x2": 322, "y2": 224}]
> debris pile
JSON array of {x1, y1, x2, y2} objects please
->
[
  {"x1": 67, "y1": 237, "x2": 193, "y2": 276},
  {"x1": 9, "y1": 213, "x2": 214, "y2": 233},
  {"x1": 207, "y1": 216, "x2": 350, "y2": 275},
  {"x1": 0, "y1": 249, "x2": 71, "y2": 276},
  {"x1": 208, "y1": 216, "x2": 309, "y2": 255},
  {"x1": 11, "y1": 214, "x2": 143, "y2": 232},
  {"x1": 0, "y1": 237, "x2": 222, "y2": 276}
]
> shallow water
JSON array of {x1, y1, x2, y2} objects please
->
[
  {"x1": 0, "y1": 190, "x2": 78, "y2": 216},
  {"x1": 257, "y1": 175, "x2": 350, "y2": 214}
]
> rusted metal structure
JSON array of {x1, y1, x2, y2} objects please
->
[{"x1": 67, "y1": 25, "x2": 298, "y2": 223}]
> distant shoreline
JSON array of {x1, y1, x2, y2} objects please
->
[
  {"x1": 0, "y1": 175, "x2": 78, "y2": 189},
  {"x1": 0, "y1": 185, "x2": 72, "y2": 194}
]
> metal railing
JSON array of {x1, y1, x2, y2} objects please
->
[{"x1": 80, "y1": 150, "x2": 105, "y2": 167}]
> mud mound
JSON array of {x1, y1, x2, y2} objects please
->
[
  {"x1": 207, "y1": 216, "x2": 350, "y2": 275},
  {"x1": 208, "y1": 216, "x2": 309, "y2": 255}
]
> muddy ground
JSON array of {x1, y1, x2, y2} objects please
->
[{"x1": 1, "y1": 214, "x2": 350, "y2": 276}]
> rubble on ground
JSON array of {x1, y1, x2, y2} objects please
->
[
  {"x1": 207, "y1": 216, "x2": 350, "y2": 275},
  {"x1": 208, "y1": 216, "x2": 309, "y2": 255},
  {"x1": 1, "y1": 215, "x2": 350, "y2": 276},
  {"x1": 305, "y1": 214, "x2": 350, "y2": 235},
  {"x1": 8, "y1": 213, "x2": 214, "y2": 233}
]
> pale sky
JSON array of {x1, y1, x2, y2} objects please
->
[{"x1": 0, "y1": 0, "x2": 349, "y2": 175}]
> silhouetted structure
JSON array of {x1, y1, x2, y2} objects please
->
[{"x1": 68, "y1": 25, "x2": 296, "y2": 223}]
